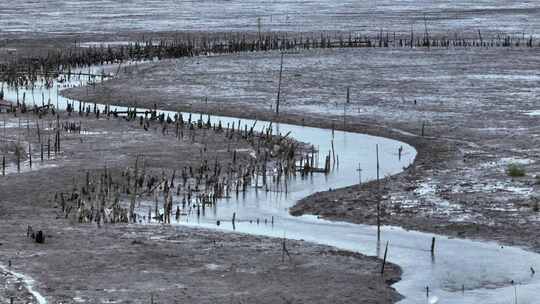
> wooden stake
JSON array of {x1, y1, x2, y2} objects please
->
[
  {"x1": 282, "y1": 236, "x2": 291, "y2": 262},
  {"x1": 331, "y1": 139, "x2": 335, "y2": 167},
  {"x1": 275, "y1": 52, "x2": 284, "y2": 115},
  {"x1": 28, "y1": 142, "x2": 32, "y2": 168},
  {"x1": 16, "y1": 148, "x2": 20, "y2": 173},
  {"x1": 376, "y1": 144, "x2": 381, "y2": 241},
  {"x1": 381, "y1": 240, "x2": 389, "y2": 274}
]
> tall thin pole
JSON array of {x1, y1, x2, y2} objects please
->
[
  {"x1": 376, "y1": 144, "x2": 380, "y2": 241},
  {"x1": 381, "y1": 241, "x2": 389, "y2": 274},
  {"x1": 257, "y1": 17, "x2": 262, "y2": 43},
  {"x1": 276, "y1": 52, "x2": 284, "y2": 116}
]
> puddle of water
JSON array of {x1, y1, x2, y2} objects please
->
[
  {"x1": 2, "y1": 159, "x2": 59, "y2": 176},
  {"x1": 3, "y1": 65, "x2": 540, "y2": 304},
  {"x1": 0, "y1": 139, "x2": 63, "y2": 176}
]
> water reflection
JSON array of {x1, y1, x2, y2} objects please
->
[{"x1": 3, "y1": 68, "x2": 540, "y2": 304}]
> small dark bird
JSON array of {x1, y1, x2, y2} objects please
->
[{"x1": 531, "y1": 267, "x2": 536, "y2": 275}]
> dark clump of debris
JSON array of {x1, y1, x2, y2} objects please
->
[{"x1": 27, "y1": 225, "x2": 45, "y2": 244}]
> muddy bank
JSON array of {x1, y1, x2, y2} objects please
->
[
  {"x1": 62, "y1": 47, "x2": 540, "y2": 252},
  {"x1": 0, "y1": 111, "x2": 401, "y2": 303}
]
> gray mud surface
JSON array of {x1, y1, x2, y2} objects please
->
[
  {"x1": 63, "y1": 47, "x2": 540, "y2": 252},
  {"x1": 0, "y1": 112, "x2": 401, "y2": 303},
  {"x1": 0, "y1": 0, "x2": 539, "y2": 38},
  {"x1": 3, "y1": 1, "x2": 540, "y2": 303}
]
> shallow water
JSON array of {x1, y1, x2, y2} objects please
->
[{"x1": 4, "y1": 67, "x2": 540, "y2": 304}]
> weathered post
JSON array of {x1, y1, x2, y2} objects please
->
[
  {"x1": 282, "y1": 236, "x2": 291, "y2": 262},
  {"x1": 36, "y1": 119, "x2": 41, "y2": 143},
  {"x1": 275, "y1": 52, "x2": 284, "y2": 115},
  {"x1": 16, "y1": 147, "x2": 20, "y2": 173},
  {"x1": 56, "y1": 130, "x2": 61, "y2": 152},
  {"x1": 376, "y1": 144, "x2": 381, "y2": 241},
  {"x1": 381, "y1": 240, "x2": 389, "y2": 274},
  {"x1": 47, "y1": 136, "x2": 51, "y2": 159},
  {"x1": 130, "y1": 156, "x2": 140, "y2": 222},
  {"x1": 28, "y1": 142, "x2": 32, "y2": 168},
  {"x1": 331, "y1": 140, "x2": 335, "y2": 167}
]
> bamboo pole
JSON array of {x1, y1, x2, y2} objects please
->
[
  {"x1": 376, "y1": 144, "x2": 380, "y2": 241},
  {"x1": 381, "y1": 240, "x2": 389, "y2": 274},
  {"x1": 275, "y1": 52, "x2": 284, "y2": 115}
]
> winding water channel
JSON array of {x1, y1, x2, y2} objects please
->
[{"x1": 4, "y1": 63, "x2": 540, "y2": 304}]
